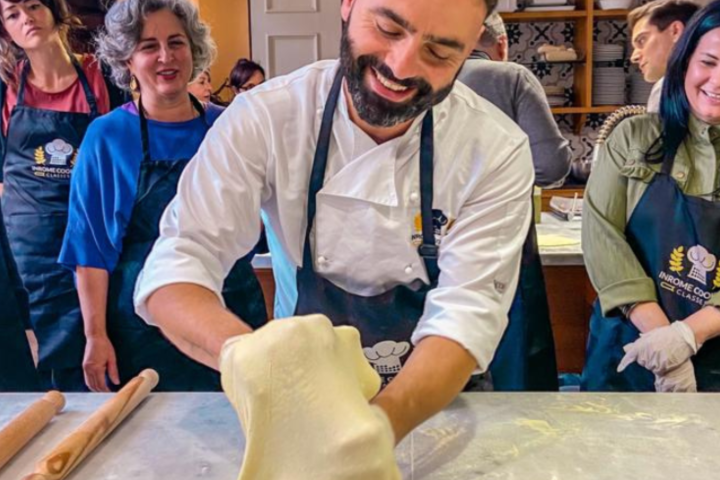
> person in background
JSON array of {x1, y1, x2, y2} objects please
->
[
  {"x1": 629, "y1": 0, "x2": 699, "y2": 113},
  {"x1": 228, "y1": 58, "x2": 264, "y2": 95},
  {"x1": 468, "y1": 11, "x2": 507, "y2": 61},
  {"x1": 188, "y1": 68, "x2": 212, "y2": 102},
  {"x1": 59, "y1": 0, "x2": 267, "y2": 392},
  {"x1": 582, "y1": 0, "x2": 720, "y2": 392},
  {"x1": 0, "y1": 0, "x2": 115, "y2": 392},
  {"x1": 459, "y1": 12, "x2": 571, "y2": 391}
]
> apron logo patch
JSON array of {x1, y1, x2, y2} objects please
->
[
  {"x1": 32, "y1": 139, "x2": 77, "y2": 179},
  {"x1": 363, "y1": 341, "x2": 411, "y2": 375},
  {"x1": 411, "y1": 210, "x2": 455, "y2": 246},
  {"x1": 659, "y1": 244, "x2": 720, "y2": 305}
]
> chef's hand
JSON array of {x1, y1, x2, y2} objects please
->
[
  {"x1": 220, "y1": 315, "x2": 400, "y2": 480},
  {"x1": 617, "y1": 321, "x2": 698, "y2": 375},
  {"x1": 654, "y1": 359, "x2": 697, "y2": 393},
  {"x1": 83, "y1": 334, "x2": 120, "y2": 392}
]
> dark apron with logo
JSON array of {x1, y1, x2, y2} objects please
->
[
  {"x1": 490, "y1": 212, "x2": 559, "y2": 391},
  {"x1": 1, "y1": 58, "x2": 98, "y2": 390},
  {"x1": 582, "y1": 155, "x2": 720, "y2": 392},
  {"x1": 0, "y1": 200, "x2": 40, "y2": 391},
  {"x1": 106, "y1": 96, "x2": 267, "y2": 391},
  {"x1": 294, "y1": 72, "x2": 446, "y2": 388}
]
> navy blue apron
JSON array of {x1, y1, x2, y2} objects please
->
[
  {"x1": 490, "y1": 212, "x2": 559, "y2": 391},
  {"x1": 106, "y1": 96, "x2": 267, "y2": 392},
  {"x1": 582, "y1": 154, "x2": 720, "y2": 392},
  {"x1": 294, "y1": 71, "x2": 446, "y2": 388},
  {"x1": 1, "y1": 57, "x2": 98, "y2": 391}
]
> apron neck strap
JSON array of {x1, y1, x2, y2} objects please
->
[
  {"x1": 661, "y1": 151, "x2": 675, "y2": 176},
  {"x1": 417, "y1": 111, "x2": 439, "y2": 282},
  {"x1": 138, "y1": 94, "x2": 206, "y2": 163},
  {"x1": 17, "y1": 54, "x2": 99, "y2": 118},
  {"x1": 304, "y1": 69, "x2": 439, "y2": 284}
]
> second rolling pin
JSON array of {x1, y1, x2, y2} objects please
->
[
  {"x1": 0, "y1": 391, "x2": 66, "y2": 471},
  {"x1": 23, "y1": 369, "x2": 159, "y2": 480}
]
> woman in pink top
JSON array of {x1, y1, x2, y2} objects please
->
[{"x1": 0, "y1": 0, "x2": 117, "y2": 392}]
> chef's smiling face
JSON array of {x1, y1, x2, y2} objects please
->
[{"x1": 340, "y1": 0, "x2": 486, "y2": 128}]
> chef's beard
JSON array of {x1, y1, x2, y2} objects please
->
[{"x1": 339, "y1": 21, "x2": 456, "y2": 128}]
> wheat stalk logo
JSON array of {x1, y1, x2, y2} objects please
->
[
  {"x1": 713, "y1": 265, "x2": 720, "y2": 289},
  {"x1": 669, "y1": 246, "x2": 685, "y2": 273},
  {"x1": 34, "y1": 146, "x2": 45, "y2": 165}
]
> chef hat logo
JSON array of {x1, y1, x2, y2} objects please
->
[
  {"x1": 45, "y1": 139, "x2": 74, "y2": 165},
  {"x1": 688, "y1": 245, "x2": 717, "y2": 286},
  {"x1": 363, "y1": 341, "x2": 411, "y2": 374}
]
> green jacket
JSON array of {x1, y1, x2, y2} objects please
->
[{"x1": 583, "y1": 113, "x2": 720, "y2": 315}]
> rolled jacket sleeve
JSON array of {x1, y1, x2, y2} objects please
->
[
  {"x1": 412, "y1": 135, "x2": 534, "y2": 372},
  {"x1": 133, "y1": 98, "x2": 269, "y2": 324},
  {"x1": 582, "y1": 126, "x2": 658, "y2": 316}
]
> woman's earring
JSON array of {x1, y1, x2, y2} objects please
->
[{"x1": 130, "y1": 74, "x2": 139, "y2": 92}]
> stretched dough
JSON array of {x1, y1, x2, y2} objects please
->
[
  {"x1": 220, "y1": 314, "x2": 401, "y2": 480},
  {"x1": 537, "y1": 234, "x2": 580, "y2": 247}
]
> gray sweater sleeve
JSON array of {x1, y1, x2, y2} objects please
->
[{"x1": 512, "y1": 68, "x2": 572, "y2": 188}]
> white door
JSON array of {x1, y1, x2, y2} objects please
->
[{"x1": 250, "y1": 0, "x2": 342, "y2": 78}]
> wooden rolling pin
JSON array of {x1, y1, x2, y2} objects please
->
[
  {"x1": 0, "y1": 391, "x2": 65, "y2": 471},
  {"x1": 22, "y1": 369, "x2": 159, "y2": 480}
]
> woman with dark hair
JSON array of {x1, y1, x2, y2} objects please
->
[
  {"x1": 582, "y1": 0, "x2": 720, "y2": 393},
  {"x1": 59, "y1": 0, "x2": 266, "y2": 392},
  {"x1": 228, "y1": 58, "x2": 264, "y2": 95},
  {"x1": 0, "y1": 0, "x2": 120, "y2": 391}
]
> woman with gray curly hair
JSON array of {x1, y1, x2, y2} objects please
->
[{"x1": 59, "y1": 0, "x2": 267, "y2": 392}]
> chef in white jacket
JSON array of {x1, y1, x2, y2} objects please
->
[{"x1": 134, "y1": 0, "x2": 533, "y2": 443}]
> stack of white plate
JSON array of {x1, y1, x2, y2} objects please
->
[
  {"x1": 544, "y1": 85, "x2": 567, "y2": 107},
  {"x1": 593, "y1": 43, "x2": 625, "y2": 63},
  {"x1": 629, "y1": 70, "x2": 654, "y2": 105},
  {"x1": 593, "y1": 67, "x2": 626, "y2": 105}
]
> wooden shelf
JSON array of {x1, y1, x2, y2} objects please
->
[
  {"x1": 585, "y1": 105, "x2": 625, "y2": 113},
  {"x1": 551, "y1": 107, "x2": 588, "y2": 114},
  {"x1": 507, "y1": 2, "x2": 634, "y2": 126},
  {"x1": 551, "y1": 105, "x2": 624, "y2": 114},
  {"x1": 500, "y1": 10, "x2": 587, "y2": 22},
  {"x1": 593, "y1": 9, "x2": 630, "y2": 20}
]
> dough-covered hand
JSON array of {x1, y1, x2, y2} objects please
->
[
  {"x1": 617, "y1": 321, "x2": 698, "y2": 375},
  {"x1": 220, "y1": 314, "x2": 401, "y2": 480},
  {"x1": 654, "y1": 359, "x2": 698, "y2": 393}
]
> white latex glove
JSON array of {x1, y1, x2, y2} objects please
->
[
  {"x1": 654, "y1": 359, "x2": 698, "y2": 393},
  {"x1": 220, "y1": 315, "x2": 401, "y2": 480},
  {"x1": 617, "y1": 321, "x2": 698, "y2": 375}
]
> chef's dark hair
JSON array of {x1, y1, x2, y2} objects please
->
[
  {"x1": 0, "y1": 0, "x2": 79, "y2": 86},
  {"x1": 647, "y1": 0, "x2": 720, "y2": 164}
]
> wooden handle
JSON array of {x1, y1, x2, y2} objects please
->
[
  {"x1": 0, "y1": 391, "x2": 65, "y2": 471},
  {"x1": 22, "y1": 369, "x2": 159, "y2": 480}
]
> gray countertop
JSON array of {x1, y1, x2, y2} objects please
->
[
  {"x1": 1, "y1": 392, "x2": 718, "y2": 479},
  {"x1": 251, "y1": 213, "x2": 584, "y2": 270}
]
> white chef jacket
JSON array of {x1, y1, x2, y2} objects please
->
[
  {"x1": 134, "y1": 60, "x2": 534, "y2": 371},
  {"x1": 647, "y1": 77, "x2": 663, "y2": 114}
]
